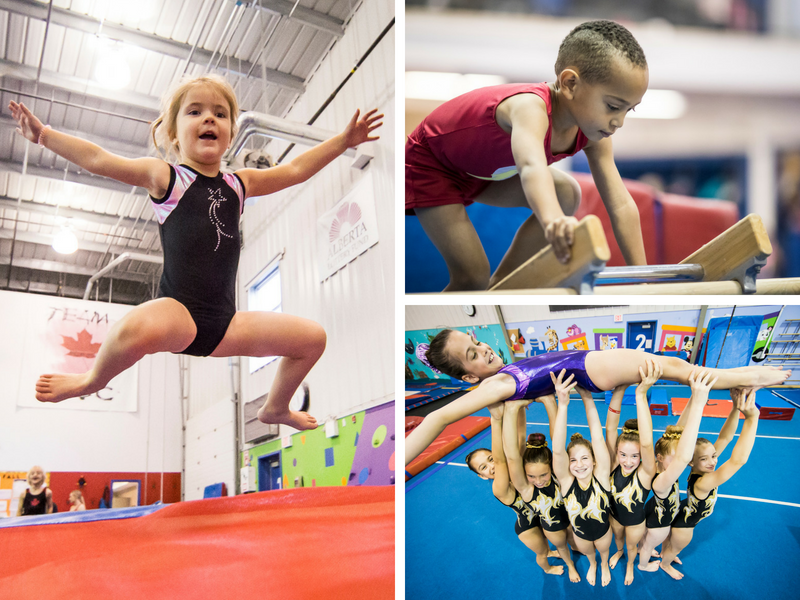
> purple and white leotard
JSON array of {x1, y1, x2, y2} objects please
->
[{"x1": 499, "y1": 351, "x2": 603, "y2": 400}]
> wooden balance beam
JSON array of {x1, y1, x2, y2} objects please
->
[
  {"x1": 489, "y1": 215, "x2": 610, "y2": 294},
  {"x1": 477, "y1": 213, "x2": 778, "y2": 294}
]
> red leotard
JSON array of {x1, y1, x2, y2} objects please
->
[{"x1": 405, "y1": 83, "x2": 589, "y2": 214}]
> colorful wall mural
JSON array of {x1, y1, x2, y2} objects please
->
[
  {"x1": 243, "y1": 401, "x2": 395, "y2": 490},
  {"x1": 405, "y1": 324, "x2": 508, "y2": 380}
]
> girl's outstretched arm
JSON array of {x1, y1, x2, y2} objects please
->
[
  {"x1": 694, "y1": 389, "x2": 759, "y2": 497},
  {"x1": 652, "y1": 369, "x2": 714, "y2": 497},
  {"x1": 635, "y1": 359, "x2": 660, "y2": 486},
  {"x1": 537, "y1": 394, "x2": 557, "y2": 443},
  {"x1": 489, "y1": 402, "x2": 516, "y2": 504},
  {"x1": 551, "y1": 370, "x2": 577, "y2": 486},
  {"x1": 405, "y1": 374, "x2": 517, "y2": 465},
  {"x1": 503, "y1": 399, "x2": 534, "y2": 499},
  {"x1": 8, "y1": 101, "x2": 170, "y2": 197},
  {"x1": 239, "y1": 109, "x2": 383, "y2": 198},
  {"x1": 714, "y1": 388, "x2": 743, "y2": 456},
  {"x1": 577, "y1": 385, "x2": 611, "y2": 485},
  {"x1": 605, "y1": 384, "x2": 626, "y2": 467}
]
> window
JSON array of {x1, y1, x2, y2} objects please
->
[{"x1": 247, "y1": 257, "x2": 282, "y2": 373}]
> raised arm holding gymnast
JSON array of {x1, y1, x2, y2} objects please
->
[{"x1": 9, "y1": 74, "x2": 382, "y2": 430}]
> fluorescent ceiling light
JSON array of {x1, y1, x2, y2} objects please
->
[
  {"x1": 94, "y1": 43, "x2": 131, "y2": 90},
  {"x1": 628, "y1": 90, "x2": 688, "y2": 120},
  {"x1": 52, "y1": 228, "x2": 78, "y2": 255},
  {"x1": 406, "y1": 71, "x2": 507, "y2": 101}
]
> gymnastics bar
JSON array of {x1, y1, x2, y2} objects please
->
[
  {"x1": 676, "y1": 213, "x2": 771, "y2": 293},
  {"x1": 467, "y1": 277, "x2": 800, "y2": 295},
  {"x1": 489, "y1": 215, "x2": 611, "y2": 294}
]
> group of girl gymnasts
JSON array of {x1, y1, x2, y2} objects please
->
[
  {"x1": 407, "y1": 329, "x2": 787, "y2": 586},
  {"x1": 8, "y1": 74, "x2": 381, "y2": 428}
]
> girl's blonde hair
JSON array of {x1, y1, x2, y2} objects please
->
[
  {"x1": 151, "y1": 74, "x2": 240, "y2": 162},
  {"x1": 654, "y1": 424, "x2": 683, "y2": 459}
]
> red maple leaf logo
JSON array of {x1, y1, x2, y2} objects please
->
[{"x1": 61, "y1": 329, "x2": 102, "y2": 358}]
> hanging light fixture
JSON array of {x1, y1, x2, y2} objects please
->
[
  {"x1": 52, "y1": 227, "x2": 79, "y2": 254},
  {"x1": 94, "y1": 40, "x2": 131, "y2": 90}
]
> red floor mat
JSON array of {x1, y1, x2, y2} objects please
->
[
  {"x1": 405, "y1": 416, "x2": 490, "y2": 479},
  {"x1": 0, "y1": 486, "x2": 394, "y2": 599}
]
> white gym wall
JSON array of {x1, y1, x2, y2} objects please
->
[
  {"x1": 0, "y1": 289, "x2": 182, "y2": 474},
  {"x1": 182, "y1": 0, "x2": 394, "y2": 500}
]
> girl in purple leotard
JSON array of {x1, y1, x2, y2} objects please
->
[{"x1": 405, "y1": 328, "x2": 790, "y2": 466}]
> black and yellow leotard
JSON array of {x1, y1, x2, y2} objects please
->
[
  {"x1": 671, "y1": 473, "x2": 717, "y2": 528},
  {"x1": 609, "y1": 464, "x2": 650, "y2": 526},
  {"x1": 563, "y1": 475, "x2": 611, "y2": 541}
]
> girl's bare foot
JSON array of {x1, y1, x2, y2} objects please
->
[
  {"x1": 567, "y1": 564, "x2": 581, "y2": 582},
  {"x1": 545, "y1": 565, "x2": 564, "y2": 576},
  {"x1": 624, "y1": 564, "x2": 635, "y2": 586},
  {"x1": 586, "y1": 565, "x2": 597, "y2": 586},
  {"x1": 601, "y1": 563, "x2": 612, "y2": 587},
  {"x1": 660, "y1": 562, "x2": 684, "y2": 580},
  {"x1": 257, "y1": 403, "x2": 318, "y2": 430},
  {"x1": 35, "y1": 373, "x2": 95, "y2": 403},
  {"x1": 609, "y1": 548, "x2": 624, "y2": 569},
  {"x1": 638, "y1": 559, "x2": 660, "y2": 572},
  {"x1": 758, "y1": 368, "x2": 791, "y2": 387}
]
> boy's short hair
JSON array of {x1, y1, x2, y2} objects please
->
[{"x1": 555, "y1": 20, "x2": 647, "y2": 84}]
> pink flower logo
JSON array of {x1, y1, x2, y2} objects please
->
[{"x1": 328, "y1": 202, "x2": 362, "y2": 242}]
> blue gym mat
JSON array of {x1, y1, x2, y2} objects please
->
[{"x1": 405, "y1": 396, "x2": 800, "y2": 599}]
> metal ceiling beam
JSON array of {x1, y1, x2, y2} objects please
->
[
  {"x1": 0, "y1": 58, "x2": 162, "y2": 112},
  {"x1": 0, "y1": 0, "x2": 307, "y2": 92},
  {"x1": 0, "y1": 196, "x2": 159, "y2": 234},
  {"x1": 0, "y1": 159, "x2": 136, "y2": 194},
  {"x1": 0, "y1": 275, "x2": 147, "y2": 304},
  {"x1": 255, "y1": 0, "x2": 345, "y2": 37},
  {"x1": 0, "y1": 114, "x2": 149, "y2": 157},
  {"x1": 0, "y1": 228, "x2": 162, "y2": 260},
  {"x1": 3, "y1": 256, "x2": 154, "y2": 283}
]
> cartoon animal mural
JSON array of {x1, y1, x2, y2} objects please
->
[{"x1": 544, "y1": 327, "x2": 559, "y2": 352}]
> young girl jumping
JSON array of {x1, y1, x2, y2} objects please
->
[
  {"x1": 406, "y1": 328, "x2": 790, "y2": 464},
  {"x1": 9, "y1": 74, "x2": 382, "y2": 430},
  {"x1": 636, "y1": 368, "x2": 715, "y2": 572},
  {"x1": 552, "y1": 372, "x2": 613, "y2": 587},
  {"x1": 406, "y1": 20, "x2": 649, "y2": 290},
  {"x1": 502, "y1": 396, "x2": 581, "y2": 582},
  {"x1": 465, "y1": 400, "x2": 563, "y2": 576},
  {"x1": 659, "y1": 387, "x2": 760, "y2": 580}
]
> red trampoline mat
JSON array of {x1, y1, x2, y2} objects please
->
[{"x1": 0, "y1": 486, "x2": 394, "y2": 599}]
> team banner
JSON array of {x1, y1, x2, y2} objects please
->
[{"x1": 16, "y1": 297, "x2": 138, "y2": 412}]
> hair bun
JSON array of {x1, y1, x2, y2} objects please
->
[
  {"x1": 526, "y1": 432, "x2": 548, "y2": 449},
  {"x1": 570, "y1": 432, "x2": 584, "y2": 442}
]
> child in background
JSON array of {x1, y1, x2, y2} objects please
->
[
  {"x1": 406, "y1": 20, "x2": 648, "y2": 290},
  {"x1": 69, "y1": 490, "x2": 87, "y2": 512},
  {"x1": 16, "y1": 465, "x2": 53, "y2": 516},
  {"x1": 9, "y1": 74, "x2": 382, "y2": 431}
]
